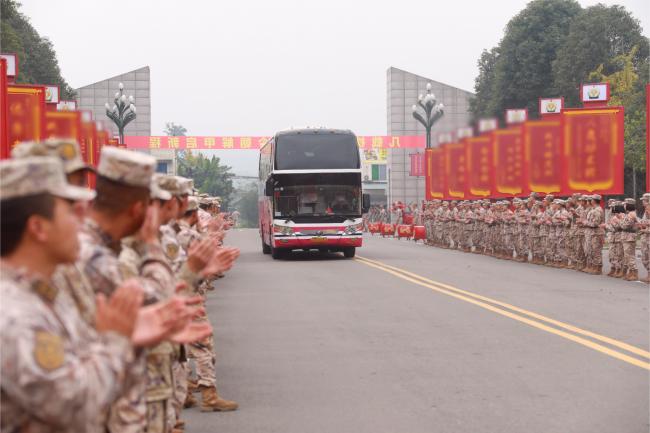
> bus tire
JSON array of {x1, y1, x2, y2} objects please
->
[
  {"x1": 271, "y1": 246, "x2": 284, "y2": 260},
  {"x1": 343, "y1": 247, "x2": 356, "y2": 258}
]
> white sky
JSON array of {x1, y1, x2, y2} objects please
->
[{"x1": 18, "y1": 0, "x2": 649, "y2": 175}]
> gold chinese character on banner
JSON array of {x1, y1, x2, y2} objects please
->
[
  {"x1": 168, "y1": 137, "x2": 180, "y2": 149},
  {"x1": 149, "y1": 136, "x2": 161, "y2": 149},
  {"x1": 390, "y1": 136, "x2": 400, "y2": 148},
  {"x1": 204, "y1": 137, "x2": 216, "y2": 148},
  {"x1": 240, "y1": 137, "x2": 252, "y2": 149},
  {"x1": 223, "y1": 137, "x2": 234, "y2": 149},
  {"x1": 186, "y1": 137, "x2": 197, "y2": 149},
  {"x1": 372, "y1": 136, "x2": 383, "y2": 149}
]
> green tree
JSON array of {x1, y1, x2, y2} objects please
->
[
  {"x1": 470, "y1": 0, "x2": 581, "y2": 121},
  {"x1": 0, "y1": 0, "x2": 76, "y2": 98},
  {"x1": 164, "y1": 122, "x2": 187, "y2": 136},
  {"x1": 177, "y1": 151, "x2": 234, "y2": 209},
  {"x1": 233, "y1": 184, "x2": 259, "y2": 228},
  {"x1": 552, "y1": 4, "x2": 649, "y2": 108}
]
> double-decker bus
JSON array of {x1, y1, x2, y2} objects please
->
[{"x1": 258, "y1": 128, "x2": 370, "y2": 259}]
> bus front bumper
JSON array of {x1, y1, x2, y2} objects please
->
[{"x1": 272, "y1": 235, "x2": 363, "y2": 249}]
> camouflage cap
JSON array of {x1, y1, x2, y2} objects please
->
[
  {"x1": 0, "y1": 156, "x2": 95, "y2": 202},
  {"x1": 150, "y1": 176, "x2": 172, "y2": 201},
  {"x1": 11, "y1": 139, "x2": 94, "y2": 174},
  {"x1": 98, "y1": 147, "x2": 155, "y2": 188},
  {"x1": 624, "y1": 198, "x2": 636, "y2": 205},
  {"x1": 591, "y1": 194, "x2": 602, "y2": 200},
  {"x1": 544, "y1": 194, "x2": 554, "y2": 201},
  {"x1": 186, "y1": 196, "x2": 199, "y2": 211},
  {"x1": 155, "y1": 174, "x2": 184, "y2": 197},
  {"x1": 641, "y1": 193, "x2": 650, "y2": 201},
  {"x1": 175, "y1": 176, "x2": 194, "y2": 195}
]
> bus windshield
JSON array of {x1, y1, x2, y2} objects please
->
[
  {"x1": 275, "y1": 133, "x2": 360, "y2": 170},
  {"x1": 274, "y1": 184, "x2": 361, "y2": 218}
]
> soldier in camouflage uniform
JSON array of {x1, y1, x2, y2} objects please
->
[
  {"x1": 639, "y1": 193, "x2": 650, "y2": 283},
  {"x1": 0, "y1": 157, "x2": 140, "y2": 433},
  {"x1": 604, "y1": 201, "x2": 622, "y2": 277},
  {"x1": 620, "y1": 198, "x2": 639, "y2": 281},
  {"x1": 585, "y1": 194, "x2": 605, "y2": 274},
  {"x1": 573, "y1": 195, "x2": 588, "y2": 271}
]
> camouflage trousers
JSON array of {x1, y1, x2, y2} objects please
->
[
  {"x1": 555, "y1": 228, "x2": 567, "y2": 262},
  {"x1": 169, "y1": 359, "x2": 187, "y2": 427},
  {"x1": 574, "y1": 233, "x2": 586, "y2": 267},
  {"x1": 586, "y1": 230, "x2": 604, "y2": 267},
  {"x1": 641, "y1": 233, "x2": 650, "y2": 272},
  {"x1": 622, "y1": 234, "x2": 637, "y2": 271},
  {"x1": 107, "y1": 358, "x2": 148, "y2": 433},
  {"x1": 187, "y1": 334, "x2": 216, "y2": 388},
  {"x1": 609, "y1": 236, "x2": 623, "y2": 269},
  {"x1": 146, "y1": 401, "x2": 167, "y2": 433}
]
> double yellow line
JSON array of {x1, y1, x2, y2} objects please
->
[{"x1": 355, "y1": 255, "x2": 650, "y2": 370}]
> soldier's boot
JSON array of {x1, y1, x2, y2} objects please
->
[
  {"x1": 614, "y1": 267, "x2": 626, "y2": 278},
  {"x1": 174, "y1": 419, "x2": 185, "y2": 430},
  {"x1": 639, "y1": 275, "x2": 650, "y2": 284},
  {"x1": 188, "y1": 379, "x2": 199, "y2": 393},
  {"x1": 184, "y1": 391, "x2": 198, "y2": 408},
  {"x1": 563, "y1": 260, "x2": 570, "y2": 269},
  {"x1": 200, "y1": 386, "x2": 239, "y2": 412},
  {"x1": 594, "y1": 265, "x2": 603, "y2": 275},
  {"x1": 624, "y1": 269, "x2": 639, "y2": 281},
  {"x1": 567, "y1": 262, "x2": 576, "y2": 270},
  {"x1": 607, "y1": 267, "x2": 616, "y2": 277}
]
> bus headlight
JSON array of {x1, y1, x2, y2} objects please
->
[
  {"x1": 345, "y1": 223, "x2": 364, "y2": 234},
  {"x1": 273, "y1": 224, "x2": 293, "y2": 236}
]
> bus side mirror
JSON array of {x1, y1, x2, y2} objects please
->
[
  {"x1": 362, "y1": 193, "x2": 371, "y2": 213},
  {"x1": 265, "y1": 178, "x2": 274, "y2": 196}
]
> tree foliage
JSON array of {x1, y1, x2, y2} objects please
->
[
  {"x1": 0, "y1": 0, "x2": 76, "y2": 98},
  {"x1": 469, "y1": 0, "x2": 649, "y2": 190},
  {"x1": 164, "y1": 122, "x2": 187, "y2": 137},
  {"x1": 177, "y1": 151, "x2": 234, "y2": 209},
  {"x1": 233, "y1": 184, "x2": 259, "y2": 228}
]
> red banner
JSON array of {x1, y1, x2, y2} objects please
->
[
  {"x1": 7, "y1": 84, "x2": 45, "y2": 150},
  {"x1": 409, "y1": 152, "x2": 425, "y2": 177},
  {"x1": 80, "y1": 120, "x2": 97, "y2": 166},
  {"x1": 562, "y1": 107, "x2": 624, "y2": 194},
  {"x1": 524, "y1": 119, "x2": 563, "y2": 194},
  {"x1": 465, "y1": 136, "x2": 493, "y2": 198},
  {"x1": 124, "y1": 135, "x2": 426, "y2": 150},
  {"x1": 493, "y1": 127, "x2": 526, "y2": 197},
  {"x1": 44, "y1": 110, "x2": 82, "y2": 142},
  {"x1": 0, "y1": 58, "x2": 8, "y2": 159},
  {"x1": 445, "y1": 143, "x2": 466, "y2": 199},
  {"x1": 425, "y1": 147, "x2": 446, "y2": 200}
]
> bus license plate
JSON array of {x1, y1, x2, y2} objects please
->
[{"x1": 311, "y1": 236, "x2": 327, "y2": 243}]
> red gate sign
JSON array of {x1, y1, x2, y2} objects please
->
[
  {"x1": 524, "y1": 119, "x2": 563, "y2": 194},
  {"x1": 409, "y1": 152, "x2": 425, "y2": 177},
  {"x1": 0, "y1": 58, "x2": 8, "y2": 159},
  {"x1": 445, "y1": 142, "x2": 466, "y2": 199},
  {"x1": 562, "y1": 107, "x2": 624, "y2": 194},
  {"x1": 493, "y1": 127, "x2": 526, "y2": 196},
  {"x1": 465, "y1": 136, "x2": 492, "y2": 198},
  {"x1": 425, "y1": 147, "x2": 446, "y2": 200},
  {"x1": 45, "y1": 110, "x2": 82, "y2": 142},
  {"x1": 7, "y1": 85, "x2": 45, "y2": 149},
  {"x1": 80, "y1": 118, "x2": 97, "y2": 166}
]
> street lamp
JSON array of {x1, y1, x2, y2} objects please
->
[
  {"x1": 105, "y1": 82, "x2": 136, "y2": 145},
  {"x1": 411, "y1": 83, "x2": 444, "y2": 148}
]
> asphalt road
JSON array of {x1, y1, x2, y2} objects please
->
[{"x1": 185, "y1": 229, "x2": 649, "y2": 433}]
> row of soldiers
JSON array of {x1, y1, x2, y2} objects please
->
[
  {"x1": 1, "y1": 138, "x2": 241, "y2": 432},
  {"x1": 420, "y1": 193, "x2": 650, "y2": 282}
]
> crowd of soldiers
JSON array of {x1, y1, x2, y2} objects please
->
[
  {"x1": 366, "y1": 193, "x2": 650, "y2": 283},
  {"x1": 1, "y1": 138, "x2": 241, "y2": 432},
  {"x1": 419, "y1": 194, "x2": 650, "y2": 282}
]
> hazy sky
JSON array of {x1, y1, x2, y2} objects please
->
[{"x1": 18, "y1": 0, "x2": 649, "y2": 175}]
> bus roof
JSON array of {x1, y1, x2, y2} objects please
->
[{"x1": 275, "y1": 127, "x2": 355, "y2": 137}]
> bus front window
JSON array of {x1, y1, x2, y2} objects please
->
[{"x1": 274, "y1": 184, "x2": 360, "y2": 217}]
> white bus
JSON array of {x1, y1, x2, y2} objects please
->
[{"x1": 258, "y1": 128, "x2": 370, "y2": 259}]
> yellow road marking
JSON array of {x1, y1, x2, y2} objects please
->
[{"x1": 355, "y1": 256, "x2": 650, "y2": 371}]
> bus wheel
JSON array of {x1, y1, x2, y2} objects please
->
[
  {"x1": 262, "y1": 240, "x2": 271, "y2": 254},
  {"x1": 271, "y1": 246, "x2": 284, "y2": 260},
  {"x1": 343, "y1": 247, "x2": 356, "y2": 258}
]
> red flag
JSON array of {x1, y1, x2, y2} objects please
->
[
  {"x1": 409, "y1": 152, "x2": 425, "y2": 177},
  {"x1": 524, "y1": 119, "x2": 563, "y2": 194},
  {"x1": 562, "y1": 107, "x2": 624, "y2": 194},
  {"x1": 7, "y1": 84, "x2": 45, "y2": 150},
  {"x1": 44, "y1": 110, "x2": 82, "y2": 142},
  {"x1": 80, "y1": 118, "x2": 98, "y2": 166},
  {"x1": 425, "y1": 147, "x2": 446, "y2": 200},
  {"x1": 445, "y1": 142, "x2": 467, "y2": 199},
  {"x1": 493, "y1": 126, "x2": 527, "y2": 197},
  {"x1": 0, "y1": 58, "x2": 8, "y2": 159},
  {"x1": 465, "y1": 136, "x2": 493, "y2": 198}
]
